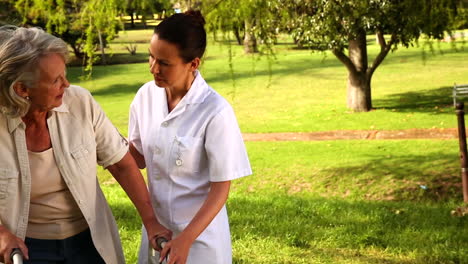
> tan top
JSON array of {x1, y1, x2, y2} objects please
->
[
  {"x1": 0, "y1": 85, "x2": 128, "y2": 264},
  {"x1": 27, "y1": 148, "x2": 88, "y2": 240}
]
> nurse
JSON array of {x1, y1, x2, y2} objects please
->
[{"x1": 128, "y1": 10, "x2": 252, "y2": 264}]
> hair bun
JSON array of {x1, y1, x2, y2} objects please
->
[{"x1": 184, "y1": 10, "x2": 205, "y2": 26}]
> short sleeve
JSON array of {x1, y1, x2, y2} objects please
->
[
  {"x1": 90, "y1": 96, "x2": 128, "y2": 168},
  {"x1": 205, "y1": 105, "x2": 252, "y2": 182},
  {"x1": 128, "y1": 101, "x2": 143, "y2": 154}
]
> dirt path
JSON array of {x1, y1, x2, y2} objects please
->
[{"x1": 243, "y1": 128, "x2": 460, "y2": 141}]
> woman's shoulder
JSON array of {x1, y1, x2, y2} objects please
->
[
  {"x1": 64, "y1": 85, "x2": 92, "y2": 99},
  {"x1": 202, "y1": 85, "x2": 232, "y2": 112},
  {"x1": 133, "y1": 80, "x2": 162, "y2": 100}
]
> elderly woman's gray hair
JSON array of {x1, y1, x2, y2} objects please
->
[{"x1": 0, "y1": 25, "x2": 69, "y2": 117}]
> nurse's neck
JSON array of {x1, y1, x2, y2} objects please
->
[{"x1": 165, "y1": 72, "x2": 195, "y2": 112}]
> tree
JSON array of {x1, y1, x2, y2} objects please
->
[
  {"x1": 0, "y1": 0, "x2": 21, "y2": 26},
  {"x1": 11, "y1": 0, "x2": 126, "y2": 69},
  {"x1": 126, "y1": 0, "x2": 172, "y2": 28},
  {"x1": 203, "y1": 0, "x2": 275, "y2": 54},
  {"x1": 206, "y1": 0, "x2": 459, "y2": 112}
]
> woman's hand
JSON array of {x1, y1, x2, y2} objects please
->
[
  {"x1": 148, "y1": 223, "x2": 173, "y2": 252},
  {"x1": 159, "y1": 233, "x2": 193, "y2": 264},
  {"x1": 160, "y1": 181, "x2": 231, "y2": 264},
  {"x1": 0, "y1": 226, "x2": 28, "y2": 264}
]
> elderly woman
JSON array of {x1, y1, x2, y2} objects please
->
[{"x1": 0, "y1": 26, "x2": 171, "y2": 264}]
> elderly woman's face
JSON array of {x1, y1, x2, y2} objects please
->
[{"x1": 27, "y1": 53, "x2": 69, "y2": 112}]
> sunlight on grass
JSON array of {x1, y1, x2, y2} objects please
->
[
  {"x1": 69, "y1": 30, "x2": 467, "y2": 135},
  {"x1": 99, "y1": 140, "x2": 468, "y2": 263},
  {"x1": 84, "y1": 29, "x2": 468, "y2": 264}
]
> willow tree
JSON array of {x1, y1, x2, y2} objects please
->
[
  {"x1": 206, "y1": 0, "x2": 459, "y2": 112},
  {"x1": 126, "y1": 0, "x2": 171, "y2": 28},
  {"x1": 203, "y1": 0, "x2": 275, "y2": 54},
  {"x1": 13, "y1": 0, "x2": 126, "y2": 70}
]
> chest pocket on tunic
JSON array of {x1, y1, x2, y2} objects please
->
[
  {"x1": 70, "y1": 142, "x2": 95, "y2": 174},
  {"x1": 173, "y1": 136, "x2": 204, "y2": 175},
  {"x1": 0, "y1": 168, "x2": 18, "y2": 212}
]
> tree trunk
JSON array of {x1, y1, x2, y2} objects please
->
[
  {"x1": 233, "y1": 24, "x2": 243, "y2": 45},
  {"x1": 243, "y1": 18, "x2": 258, "y2": 53},
  {"x1": 142, "y1": 15, "x2": 147, "y2": 29},
  {"x1": 130, "y1": 12, "x2": 135, "y2": 28},
  {"x1": 71, "y1": 43, "x2": 84, "y2": 59},
  {"x1": 97, "y1": 30, "x2": 107, "y2": 65},
  {"x1": 347, "y1": 29, "x2": 371, "y2": 111},
  {"x1": 347, "y1": 72, "x2": 371, "y2": 112}
]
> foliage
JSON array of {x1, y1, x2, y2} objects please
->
[
  {"x1": 127, "y1": 0, "x2": 170, "y2": 15},
  {"x1": 204, "y1": 0, "x2": 461, "y2": 112},
  {"x1": 125, "y1": 0, "x2": 172, "y2": 28},
  {"x1": 0, "y1": 0, "x2": 21, "y2": 26},
  {"x1": 263, "y1": 0, "x2": 457, "y2": 50},
  {"x1": 453, "y1": 7, "x2": 468, "y2": 29},
  {"x1": 203, "y1": 0, "x2": 277, "y2": 53},
  {"x1": 10, "y1": 0, "x2": 125, "y2": 71},
  {"x1": 67, "y1": 30, "x2": 468, "y2": 134}
]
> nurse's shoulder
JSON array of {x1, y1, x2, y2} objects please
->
[{"x1": 132, "y1": 80, "x2": 165, "y2": 105}]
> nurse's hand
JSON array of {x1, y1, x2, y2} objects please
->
[
  {"x1": 0, "y1": 225, "x2": 29, "y2": 264},
  {"x1": 148, "y1": 223, "x2": 173, "y2": 252},
  {"x1": 159, "y1": 234, "x2": 193, "y2": 264}
]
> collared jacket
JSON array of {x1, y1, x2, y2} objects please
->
[
  {"x1": 0, "y1": 85, "x2": 128, "y2": 264},
  {"x1": 129, "y1": 71, "x2": 252, "y2": 264}
]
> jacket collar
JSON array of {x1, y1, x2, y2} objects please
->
[
  {"x1": 163, "y1": 70, "x2": 210, "y2": 121},
  {"x1": 7, "y1": 101, "x2": 69, "y2": 133},
  {"x1": 182, "y1": 70, "x2": 210, "y2": 105}
]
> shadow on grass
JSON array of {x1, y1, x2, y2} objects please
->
[
  {"x1": 204, "y1": 56, "x2": 343, "y2": 84},
  {"x1": 318, "y1": 152, "x2": 462, "y2": 202},
  {"x1": 246, "y1": 141, "x2": 462, "y2": 202},
  {"x1": 90, "y1": 83, "x2": 141, "y2": 97},
  {"x1": 67, "y1": 62, "x2": 149, "y2": 84},
  {"x1": 229, "y1": 194, "x2": 468, "y2": 263},
  {"x1": 382, "y1": 43, "x2": 467, "y2": 65},
  {"x1": 373, "y1": 86, "x2": 453, "y2": 113}
]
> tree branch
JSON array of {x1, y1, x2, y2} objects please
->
[
  {"x1": 204, "y1": 0, "x2": 228, "y2": 15},
  {"x1": 332, "y1": 48, "x2": 356, "y2": 75},
  {"x1": 367, "y1": 32, "x2": 395, "y2": 77}
]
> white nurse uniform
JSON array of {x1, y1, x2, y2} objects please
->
[{"x1": 129, "y1": 71, "x2": 252, "y2": 264}]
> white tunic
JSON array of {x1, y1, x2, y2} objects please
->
[{"x1": 129, "y1": 71, "x2": 252, "y2": 264}]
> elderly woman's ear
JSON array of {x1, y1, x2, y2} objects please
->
[{"x1": 13, "y1": 81, "x2": 28, "y2": 98}]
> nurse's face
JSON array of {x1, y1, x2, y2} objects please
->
[{"x1": 148, "y1": 34, "x2": 197, "y2": 90}]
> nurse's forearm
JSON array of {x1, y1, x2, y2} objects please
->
[{"x1": 180, "y1": 181, "x2": 231, "y2": 243}]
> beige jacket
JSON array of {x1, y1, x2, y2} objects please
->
[{"x1": 0, "y1": 85, "x2": 128, "y2": 263}]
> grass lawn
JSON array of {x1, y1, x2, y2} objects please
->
[
  {"x1": 102, "y1": 140, "x2": 467, "y2": 263},
  {"x1": 68, "y1": 30, "x2": 468, "y2": 135},
  {"x1": 67, "y1": 29, "x2": 468, "y2": 263}
]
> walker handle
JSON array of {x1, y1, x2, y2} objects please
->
[
  {"x1": 151, "y1": 237, "x2": 169, "y2": 264},
  {"x1": 156, "y1": 237, "x2": 168, "y2": 250},
  {"x1": 10, "y1": 248, "x2": 23, "y2": 264}
]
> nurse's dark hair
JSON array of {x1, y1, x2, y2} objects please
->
[{"x1": 154, "y1": 10, "x2": 206, "y2": 63}]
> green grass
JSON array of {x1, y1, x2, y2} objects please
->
[
  {"x1": 102, "y1": 140, "x2": 467, "y2": 263},
  {"x1": 68, "y1": 31, "x2": 468, "y2": 134},
  {"x1": 66, "y1": 29, "x2": 468, "y2": 263}
]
